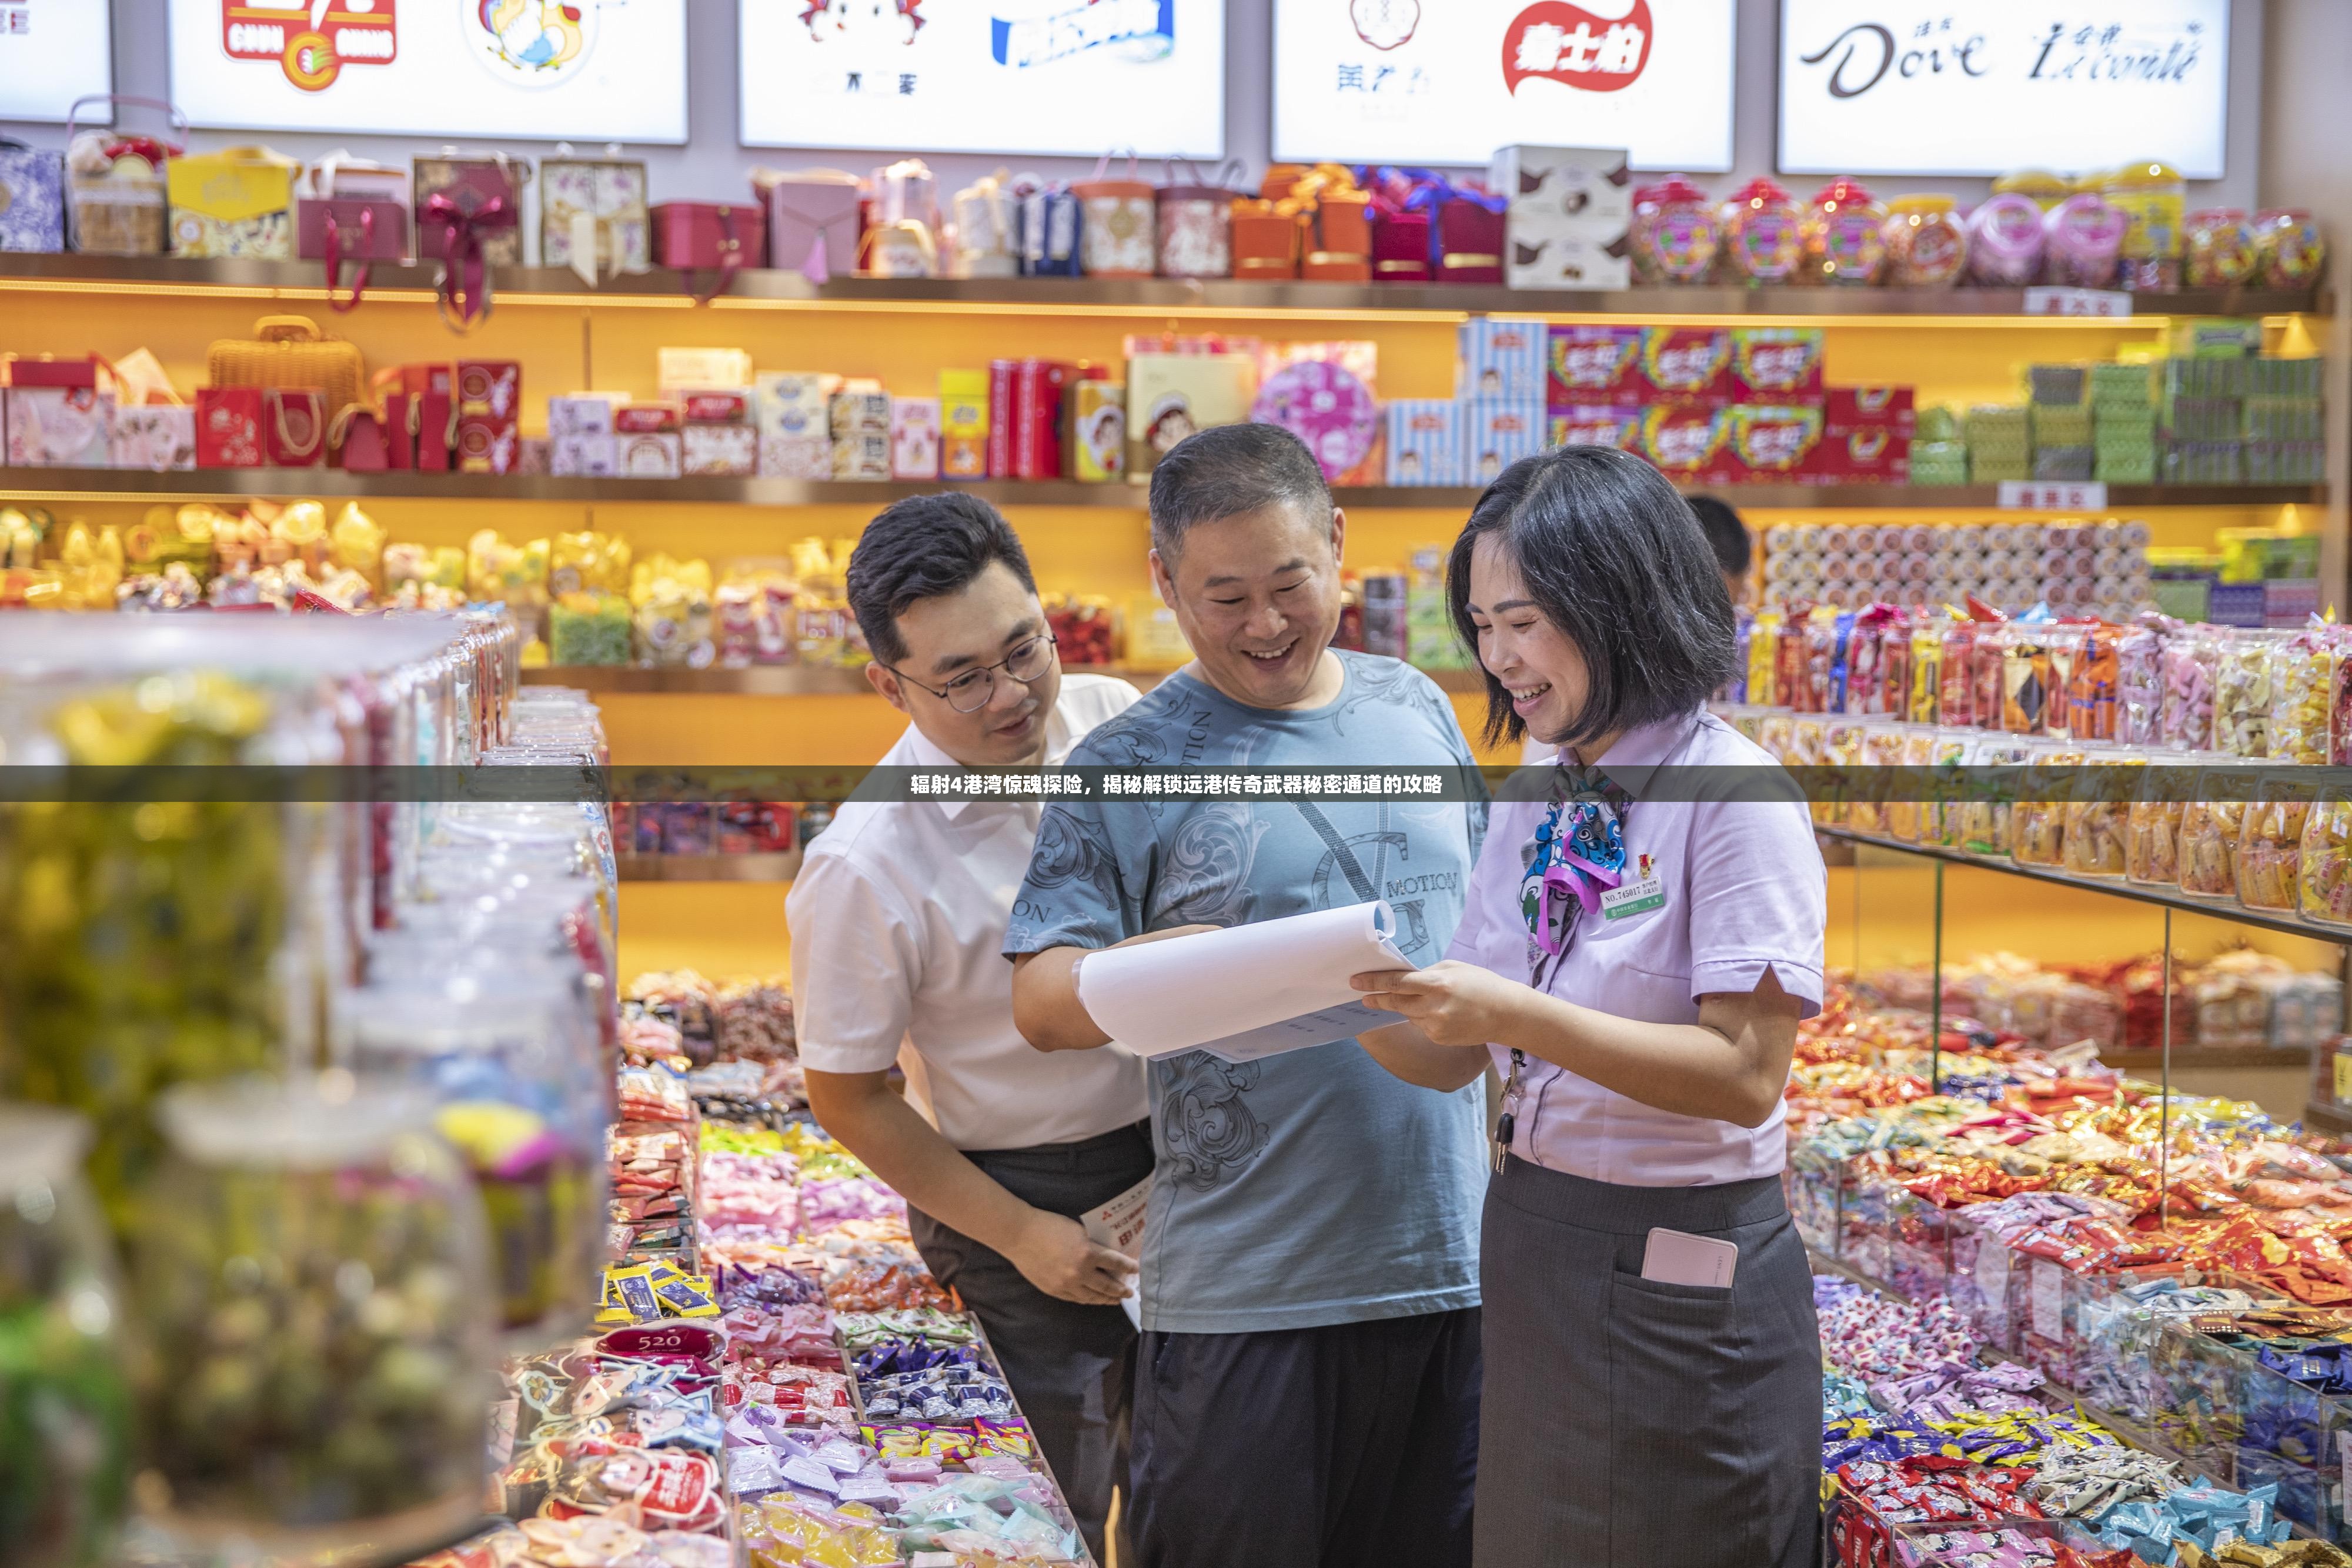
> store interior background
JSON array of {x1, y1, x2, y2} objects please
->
[{"x1": 11, "y1": 1, "x2": 2352, "y2": 1115}]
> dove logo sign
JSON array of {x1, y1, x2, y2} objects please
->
[{"x1": 1274, "y1": 0, "x2": 1732, "y2": 169}]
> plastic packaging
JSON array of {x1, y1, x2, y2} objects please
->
[
  {"x1": 2126, "y1": 754, "x2": 2192, "y2": 887},
  {"x1": 2010, "y1": 745, "x2": 2082, "y2": 867},
  {"x1": 1965, "y1": 192, "x2": 2047, "y2": 287},
  {"x1": 2300, "y1": 789, "x2": 2352, "y2": 925},
  {"x1": 2216, "y1": 628, "x2": 2287, "y2": 757},
  {"x1": 2043, "y1": 193, "x2": 2128, "y2": 289},
  {"x1": 2117, "y1": 622, "x2": 2164, "y2": 746},
  {"x1": 1883, "y1": 195, "x2": 1967, "y2": 287},
  {"x1": 1717, "y1": 177, "x2": 1805, "y2": 286},
  {"x1": 1957, "y1": 738, "x2": 2036, "y2": 857},
  {"x1": 2268, "y1": 626, "x2": 2335, "y2": 765},
  {"x1": 2060, "y1": 748, "x2": 2133, "y2": 879},
  {"x1": 2254, "y1": 208, "x2": 2327, "y2": 289},
  {"x1": 1802, "y1": 178, "x2": 1887, "y2": 286},
  {"x1": 2184, "y1": 208, "x2": 2259, "y2": 289},
  {"x1": 2236, "y1": 775, "x2": 2316, "y2": 911},
  {"x1": 2177, "y1": 767, "x2": 2258, "y2": 898},
  {"x1": 2161, "y1": 624, "x2": 2221, "y2": 752},
  {"x1": 1629, "y1": 176, "x2": 1720, "y2": 285},
  {"x1": 2103, "y1": 162, "x2": 2186, "y2": 291}
]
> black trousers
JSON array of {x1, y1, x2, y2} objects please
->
[
  {"x1": 1126, "y1": 1307, "x2": 1481, "y2": 1568},
  {"x1": 906, "y1": 1119, "x2": 1154, "y2": 1564}
]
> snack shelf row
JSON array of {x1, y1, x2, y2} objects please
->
[
  {"x1": 0, "y1": 253, "x2": 2327, "y2": 322},
  {"x1": 4, "y1": 466, "x2": 2322, "y2": 511},
  {"x1": 516, "y1": 663, "x2": 1485, "y2": 697},
  {"x1": 617, "y1": 853, "x2": 802, "y2": 884}
]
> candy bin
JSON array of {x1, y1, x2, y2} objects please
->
[
  {"x1": 2256, "y1": 208, "x2": 2328, "y2": 289},
  {"x1": 2217, "y1": 628, "x2": 2286, "y2": 758},
  {"x1": 1957, "y1": 738, "x2": 2036, "y2": 857},
  {"x1": 1716, "y1": 177, "x2": 1803, "y2": 286},
  {"x1": 2043, "y1": 192, "x2": 2128, "y2": 289},
  {"x1": 0, "y1": 1106, "x2": 130, "y2": 1568},
  {"x1": 1965, "y1": 191, "x2": 2047, "y2": 287},
  {"x1": 1627, "y1": 177, "x2": 1719, "y2": 285},
  {"x1": 2185, "y1": 208, "x2": 2260, "y2": 289},
  {"x1": 2117, "y1": 621, "x2": 2163, "y2": 746},
  {"x1": 547, "y1": 591, "x2": 632, "y2": 666},
  {"x1": 2059, "y1": 748, "x2": 2133, "y2": 879},
  {"x1": 2230, "y1": 1339, "x2": 2352, "y2": 1540},
  {"x1": 2149, "y1": 1315, "x2": 2251, "y2": 1484},
  {"x1": 1784, "y1": 1151, "x2": 1843, "y2": 1256},
  {"x1": 1800, "y1": 177, "x2": 1887, "y2": 286},
  {"x1": 2162, "y1": 623, "x2": 2222, "y2": 751},
  {"x1": 2271, "y1": 625, "x2": 2337, "y2": 765},
  {"x1": 2000, "y1": 625, "x2": 2059, "y2": 738},
  {"x1": 128, "y1": 1077, "x2": 495, "y2": 1561},
  {"x1": 1921, "y1": 731, "x2": 1972, "y2": 849},
  {"x1": 2009, "y1": 744, "x2": 2082, "y2": 868},
  {"x1": 2303, "y1": 790, "x2": 2352, "y2": 927},
  {"x1": 2126, "y1": 752, "x2": 2198, "y2": 888},
  {"x1": 2178, "y1": 765, "x2": 2259, "y2": 900},
  {"x1": 342, "y1": 969, "x2": 609, "y2": 1349},
  {"x1": 1882, "y1": 195, "x2": 1967, "y2": 287},
  {"x1": 1949, "y1": 1214, "x2": 2022, "y2": 1353},
  {"x1": 2237, "y1": 774, "x2": 2317, "y2": 912}
]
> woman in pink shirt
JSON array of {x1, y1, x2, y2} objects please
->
[{"x1": 1357, "y1": 446, "x2": 1827, "y2": 1568}]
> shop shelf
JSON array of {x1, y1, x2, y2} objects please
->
[
  {"x1": 1, "y1": 466, "x2": 2323, "y2": 511},
  {"x1": 518, "y1": 664, "x2": 1491, "y2": 696},
  {"x1": 616, "y1": 851, "x2": 800, "y2": 883},
  {"x1": 2096, "y1": 1047, "x2": 2316, "y2": 1071},
  {"x1": 1816, "y1": 824, "x2": 2352, "y2": 945},
  {"x1": 0, "y1": 253, "x2": 2327, "y2": 321}
]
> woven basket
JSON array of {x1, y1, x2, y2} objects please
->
[{"x1": 205, "y1": 316, "x2": 367, "y2": 417}]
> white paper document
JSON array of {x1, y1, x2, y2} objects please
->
[
  {"x1": 1081, "y1": 1175, "x2": 1152, "y2": 1330},
  {"x1": 1075, "y1": 902, "x2": 1412, "y2": 1064}
]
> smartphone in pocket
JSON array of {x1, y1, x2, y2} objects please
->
[{"x1": 1641, "y1": 1227, "x2": 1739, "y2": 1288}]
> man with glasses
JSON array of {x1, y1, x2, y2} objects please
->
[{"x1": 787, "y1": 493, "x2": 1149, "y2": 1560}]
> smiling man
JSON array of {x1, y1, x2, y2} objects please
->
[
  {"x1": 1004, "y1": 424, "x2": 1491, "y2": 1568},
  {"x1": 786, "y1": 493, "x2": 1148, "y2": 1560}
]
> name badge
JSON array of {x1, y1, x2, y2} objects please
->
[{"x1": 1601, "y1": 854, "x2": 1664, "y2": 921}]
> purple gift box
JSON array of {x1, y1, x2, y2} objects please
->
[{"x1": 0, "y1": 146, "x2": 66, "y2": 253}]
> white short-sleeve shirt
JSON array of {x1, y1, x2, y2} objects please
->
[
  {"x1": 1448, "y1": 709, "x2": 1826, "y2": 1186},
  {"x1": 786, "y1": 674, "x2": 1150, "y2": 1150}
]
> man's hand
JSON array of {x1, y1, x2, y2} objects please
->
[
  {"x1": 1352, "y1": 960, "x2": 1526, "y2": 1048},
  {"x1": 1004, "y1": 1207, "x2": 1139, "y2": 1307}
]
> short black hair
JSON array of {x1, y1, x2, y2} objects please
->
[
  {"x1": 846, "y1": 493, "x2": 1037, "y2": 666},
  {"x1": 1147, "y1": 423, "x2": 1332, "y2": 560},
  {"x1": 1448, "y1": 446, "x2": 1736, "y2": 750},
  {"x1": 1686, "y1": 494, "x2": 1752, "y2": 578}
]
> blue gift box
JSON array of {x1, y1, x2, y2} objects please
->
[{"x1": 0, "y1": 146, "x2": 65, "y2": 253}]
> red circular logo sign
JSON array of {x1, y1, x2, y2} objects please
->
[{"x1": 1501, "y1": 0, "x2": 1653, "y2": 95}]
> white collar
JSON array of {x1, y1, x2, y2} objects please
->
[{"x1": 901, "y1": 701, "x2": 1073, "y2": 820}]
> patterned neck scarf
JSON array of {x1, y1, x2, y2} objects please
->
[{"x1": 1520, "y1": 760, "x2": 1633, "y2": 963}]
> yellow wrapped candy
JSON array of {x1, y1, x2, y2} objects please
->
[
  {"x1": 1907, "y1": 618, "x2": 1944, "y2": 724},
  {"x1": 2269, "y1": 627, "x2": 2336, "y2": 765},
  {"x1": 270, "y1": 500, "x2": 329, "y2": 574},
  {"x1": 2237, "y1": 776, "x2": 2315, "y2": 911},
  {"x1": 123, "y1": 503, "x2": 220, "y2": 569},
  {"x1": 2062, "y1": 753, "x2": 2138, "y2": 879},
  {"x1": 329, "y1": 502, "x2": 385, "y2": 590},
  {"x1": 1746, "y1": 611, "x2": 1782, "y2": 706},
  {"x1": 2300, "y1": 793, "x2": 2352, "y2": 927},
  {"x1": 2126, "y1": 763, "x2": 2188, "y2": 887},
  {"x1": 2179, "y1": 766, "x2": 2258, "y2": 897},
  {"x1": 2011, "y1": 747, "x2": 2083, "y2": 867},
  {"x1": 0, "y1": 506, "x2": 47, "y2": 569}
]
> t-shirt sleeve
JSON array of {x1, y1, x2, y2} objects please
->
[
  {"x1": 1684, "y1": 794, "x2": 1828, "y2": 1019},
  {"x1": 785, "y1": 852, "x2": 918, "y2": 1074},
  {"x1": 1003, "y1": 775, "x2": 1142, "y2": 957}
]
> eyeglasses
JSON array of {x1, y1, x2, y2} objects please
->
[{"x1": 882, "y1": 633, "x2": 1059, "y2": 714}]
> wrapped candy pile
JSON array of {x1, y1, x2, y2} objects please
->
[{"x1": 626, "y1": 969, "x2": 807, "y2": 1118}]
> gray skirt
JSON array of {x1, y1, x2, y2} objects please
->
[{"x1": 1473, "y1": 1156, "x2": 1821, "y2": 1568}]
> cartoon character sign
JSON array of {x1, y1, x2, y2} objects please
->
[
  {"x1": 1349, "y1": 0, "x2": 1419, "y2": 51},
  {"x1": 799, "y1": 0, "x2": 926, "y2": 45},
  {"x1": 220, "y1": 0, "x2": 399, "y2": 93},
  {"x1": 467, "y1": 0, "x2": 598, "y2": 85}
]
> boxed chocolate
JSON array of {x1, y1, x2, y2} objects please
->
[
  {"x1": 1491, "y1": 146, "x2": 1633, "y2": 229},
  {"x1": 1639, "y1": 327, "x2": 1733, "y2": 403},
  {"x1": 833, "y1": 432, "x2": 890, "y2": 481},
  {"x1": 681, "y1": 390, "x2": 752, "y2": 426},
  {"x1": 111, "y1": 405, "x2": 198, "y2": 471},
  {"x1": 552, "y1": 434, "x2": 619, "y2": 477},
  {"x1": 828, "y1": 390, "x2": 893, "y2": 439},
  {"x1": 1547, "y1": 325, "x2": 1643, "y2": 406},
  {"x1": 754, "y1": 373, "x2": 837, "y2": 440},
  {"x1": 1384, "y1": 400, "x2": 1462, "y2": 487},
  {"x1": 941, "y1": 369, "x2": 990, "y2": 478},
  {"x1": 682, "y1": 423, "x2": 757, "y2": 476},
  {"x1": 617, "y1": 431, "x2": 682, "y2": 479},
  {"x1": 615, "y1": 403, "x2": 681, "y2": 434},
  {"x1": 891, "y1": 397, "x2": 942, "y2": 480},
  {"x1": 1730, "y1": 329, "x2": 1826, "y2": 403},
  {"x1": 5, "y1": 386, "x2": 113, "y2": 466},
  {"x1": 1127, "y1": 351, "x2": 1256, "y2": 476},
  {"x1": 1463, "y1": 402, "x2": 1545, "y2": 486},
  {"x1": 759, "y1": 436, "x2": 832, "y2": 480},
  {"x1": 1814, "y1": 426, "x2": 1912, "y2": 483},
  {"x1": 1506, "y1": 230, "x2": 1629, "y2": 290},
  {"x1": 1459, "y1": 319, "x2": 1549, "y2": 402},
  {"x1": 456, "y1": 413, "x2": 519, "y2": 474},
  {"x1": 0, "y1": 146, "x2": 65, "y2": 252},
  {"x1": 548, "y1": 394, "x2": 620, "y2": 439}
]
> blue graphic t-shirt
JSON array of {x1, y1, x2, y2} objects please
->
[{"x1": 1004, "y1": 652, "x2": 1489, "y2": 1333}]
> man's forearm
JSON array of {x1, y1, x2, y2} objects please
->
[
  {"x1": 803, "y1": 1071, "x2": 1042, "y2": 1255},
  {"x1": 1010, "y1": 948, "x2": 1111, "y2": 1051}
]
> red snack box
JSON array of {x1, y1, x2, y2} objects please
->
[
  {"x1": 1636, "y1": 404, "x2": 1735, "y2": 482},
  {"x1": 1435, "y1": 200, "x2": 1504, "y2": 285},
  {"x1": 416, "y1": 390, "x2": 453, "y2": 471},
  {"x1": 1548, "y1": 405, "x2": 1642, "y2": 452},
  {"x1": 987, "y1": 360, "x2": 1016, "y2": 479},
  {"x1": 1639, "y1": 327, "x2": 1732, "y2": 403},
  {"x1": 653, "y1": 200, "x2": 767, "y2": 273},
  {"x1": 3, "y1": 355, "x2": 100, "y2": 388},
  {"x1": 457, "y1": 412, "x2": 519, "y2": 474},
  {"x1": 679, "y1": 390, "x2": 751, "y2": 426},
  {"x1": 1372, "y1": 211, "x2": 1432, "y2": 282},
  {"x1": 615, "y1": 403, "x2": 681, "y2": 434},
  {"x1": 195, "y1": 387, "x2": 263, "y2": 468},
  {"x1": 456, "y1": 360, "x2": 520, "y2": 420},
  {"x1": 1826, "y1": 386, "x2": 1917, "y2": 434},
  {"x1": 1730, "y1": 327, "x2": 1826, "y2": 403},
  {"x1": 263, "y1": 387, "x2": 328, "y2": 467},
  {"x1": 1814, "y1": 425, "x2": 1912, "y2": 483},
  {"x1": 1725, "y1": 403, "x2": 1825, "y2": 480},
  {"x1": 393, "y1": 363, "x2": 453, "y2": 399},
  {"x1": 1547, "y1": 325, "x2": 1643, "y2": 406},
  {"x1": 1013, "y1": 360, "x2": 1074, "y2": 479},
  {"x1": 384, "y1": 392, "x2": 415, "y2": 469}
]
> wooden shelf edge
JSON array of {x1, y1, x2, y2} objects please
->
[
  {"x1": 523, "y1": 663, "x2": 1485, "y2": 696},
  {"x1": 2098, "y1": 1047, "x2": 2314, "y2": 1071},
  {"x1": 0, "y1": 254, "x2": 2326, "y2": 321},
  {"x1": 2, "y1": 468, "x2": 2321, "y2": 511},
  {"x1": 617, "y1": 852, "x2": 801, "y2": 883}
]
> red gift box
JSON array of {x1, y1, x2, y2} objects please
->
[
  {"x1": 680, "y1": 390, "x2": 751, "y2": 424},
  {"x1": 196, "y1": 387, "x2": 263, "y2": 468},
  {"x1": 988, "y1": 359, "x2": 1074, "y2": 479},
  {"x1": 457, "y1": 413, "x2": 518, "y2": 474},
  {"x1": 416, "y1": 390, "x2": 453, "y2": 471},
  {"x1": 384, "y1": 392, "x2": 415, "y2": 469},
  {"x1": 393, "y1": 363, "x2": 452, "y2": 399},
  {"x1": 336, "y1": 408, "x2": 391, "y2": 472},
  {"x1": 3, "y1": 354, "x2": 100, "y2": 388},
  {"x1": 1826, "y1": 386, "x2": 1917, "y2": 434},
  {"x1": 653, "y1": 201, "x2": 766, "y2": 299},
  {"x1": 298, "y1": 199, "x2": 410, "y2": 261},
  {"x1": 1371, "y1": 212, "x2": 1432, "y2": 283},
  {"x1": 1548, "y1": 325, "x2": 1645, "y2": 406},
  {"x1": 456, "y1": 359, "x2": 520, "y2": 420},
  {"x1": 1639, "y1": 327, "x2": 1733, "y2": 403},
  {"x1": 1637, "y1": 404, "x2": 1736, "y2": 483},
  {"x1": 1730, "y1": 329, "x2": 1826, "y2": 403},
  {"x1": 1724, "y1": 403, "x2": 1825, "y2": 482},
  {"x1": 263, "y1": 388, "x2": 327, "y2": 467},
  {"x1": 1435, "y1": 200, "x2": 1504, "y2": 285},
  {"x1": 1549, "y1": 406, "x2": 1642, "y2": 452},
  {"x1": 1813, "y1": 426, "x2": 1912, "y2": 483},
  {"x1": 615, "y1": 403, "x2": 680, "y2": 433}
]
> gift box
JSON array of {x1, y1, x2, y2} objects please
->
[
  {"x1": 334, "y1": 407, "x2": 393, "y2": 472},
  {"x1": 941, "y1": 369, "x2": 990, "y2": 477},
  {"x1": 1067, "y1": 381, "x2": 1124, "y2": 482},
  {"x1": 654, "y1": 202, "x2": 766, "y2": 295},
  {"x1": 552, "y1": 434, "x2": 617, "y2": 477},
  {"x1": 658, "y1": 347, "x2": 751, "y2": 394},
  {"x1": 1073, "y1": 154, "x2": 1155, "y2": 279},
  {"x1": 168, "y1": 145, "x2": 298, "y2": 259},
  {"x1": 413, "y1": 155, "x2": 527, "y2": 268},
  {"x1": 1435, "y1": 199, "x2": 1505, "y2": 285},
  {"x1": 1815, "y1": 426, "x2": 1912, "y2": 483},
  {"x1": 891, "y1": 397, "x2": 941, "y2": 480},
  {"x1": 295, "y1": 199, "x2": 410, "y2": 264},
  {"x1": 0, "y1": 146, "x2": 66, "y2": 253},
  {"x1": 833, "y1": 432, "x2": 890, "y2": 481},
  {"x1": 754, "y1": 374, "x2": 837, "y2": 442},
  {"x1": 4, "y1": 355, "x2": 100, "y2": 388},
  {"x1": 263, "y1": 387, "x2": 328, "y2": 467},
  {"x1": 1385, "y1": 400, "x2": 1462, "y2": 486},
  {"x1": 1304, "y1": 192, "x2": 1373, "y2": 282},
  {"x1": 1127, "y1": 350, "x2": 1257, "y2": 474},
  {"x1": 1639, "y1": 327, "x2": 1733, "y2": 403},
  {"x1": 1461, "y1": 319, "x2": 1549, "y2": 402},
  {"x1": 617, "y1": 431, "x2": 682, "y2": 479},
  {"x1": 951, "y1": 170, "x2": 1020, "y2": 278},
  {"x1": 542, "y1": 157, "x2": 650, "y2": 279},
  {"x1": 829, "y1": 390, "x2": 892, "y2": 439},
  {"x1": 111, "y1": 404, "x2": 196, "y2": 471},
  {"x1": 458, "y1": 361, "x2": 520, "y2": 422},
  {"x1": 1549, "y1": 405, "x2": 1643, "y2": 452},
  {"x1": 1232, "y1": 200, "x2": 1305, "y2": 280},
  {"x1": 1015, "y1": 181, "x2": 1083, "y2": 278},
  {"x1": 616, "y1": 403, "x2": 681, "y2": 434},
  {"x1": 988, "y1": 360, "x2": 1074, "y2": 479},
  {"x1": 1638, "y1": 404, "x2": 1736, "y2": 481},
  {"x1": 1546, "y1": 325, "x2": 1644, "y2": 405},
  {"x1": 416, "y1": 389, "x2": 453, "y2": 471},
  {"x1": 457, "y1": 413, "x2": 519, "y2": 474},
  {"x1": 5, "y1": 386, "x2": 112, "y2": 467},
  {"x1": 1157, "y1": 162, "x2": 1242, "y2": 279},
  {"x1": 680, "y1": 390, "x2": 750, "y2": 426},
  {"x1": 549, "y1": 395, "x2": 619, "y2": 439},
  {"x1": 1372, "y1": 210, "x2": 1432, "y2": 282},
  {"x1": 682, "y1": 424, "x2": 757, "y2": 477},
  {"x1": 759, "y1": 436, "x2": 831, "y2": 480},
  {"x1": 753, "y1": 168, "x2": 861, "y2": 282},
  {"x1": 1726, "y1": 404, "x2": 1825, "y2": 480},
  {"x1": 1826, "y1": 386, "x2": 1919, "y2": 434},
  {"x1": 1464, "y1": 403, "x2": 1545, "y2": 486},
  {"x1": 383, "y1": 392, "x2": 415, "y2": 469},
  {"x1": 1506, "y1": 229, "x2": 1630, "y2": 290},
  {"x1": 1732, "y1": 328, "x2": 1826, "y2": 403},
  {"x1": 1253, "y1": 358, "x2": 1378, "y2": 480},
  {"x1": 195, "y1": 387, "x2": 262, "y2": 469},
  {"x1": 1492, "y1": 146, "x2": 1633, "y2": 229}
]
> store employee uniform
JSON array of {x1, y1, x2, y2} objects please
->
[{"x1": 787, "y1": 673, "x2": 1150, "y2": 1553}]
